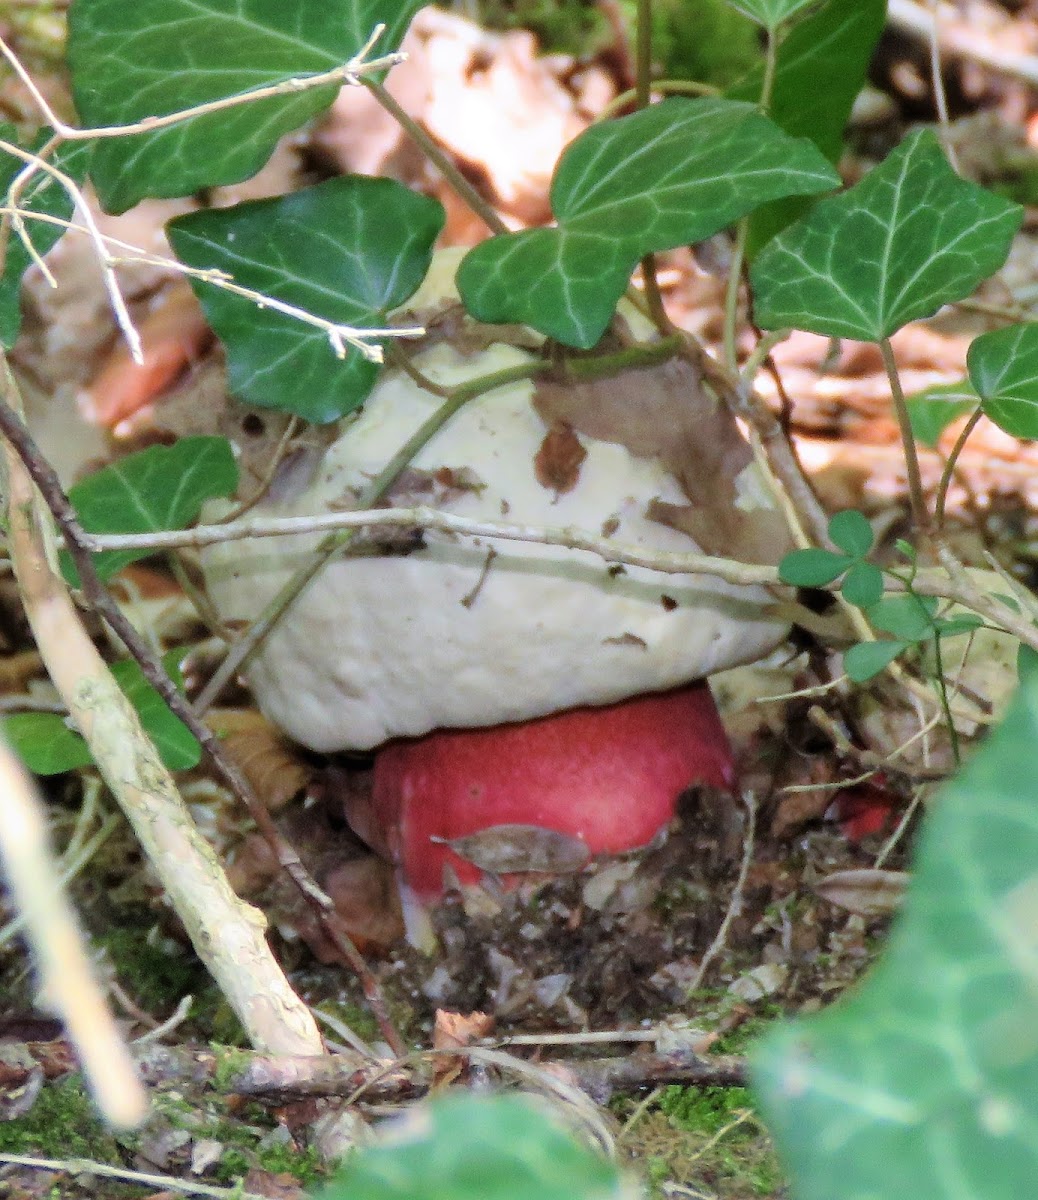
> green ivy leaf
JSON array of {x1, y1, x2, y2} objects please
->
[
  {"x1": 66, "y1": 436, "x2": 238, "y2": 583},
  {"x1": 731, "y1": 0, "x2": 886, "y2": 253},
  {"x1": 752, "y1": 675, "x2": 1038, "y2": 1199},
  {"x1": 167, "y1": 177, "x2": 443, "y2": 423},
  {"x1": 68, "y1": 0, "x2": 423, "y2": 213},
  {"x1": 868, "y1": 594, "x2": 938, "y2": 641},
  {"x1": 318, "y1": 1095, "x2": 630, "y2": 1200},
  {"x1": 4, "y1": 650, "x2": 198, "y2": 774},
  {"x1": 844, "y1": 638, "x2": 910, "y2": 682},
  {"x1": 458, "y1": 97, "x2": 838, "y2": 348},
  {"x1": 778, "y1": 547, "x2": 852, "y2": 587},
  {"x1": 828, "y1": 509, "x2": 874, "y2": 558},
  {"x1": 111, "y1": 651, "x2": 200, "y2": 771},
  {"x1": 841, "y1": 562, "x2": 884, "y2": 609},
  {"x1": 725, "y1": 0, "x2": 819, "y2": 31},
  {"x1": 905, "y1": 382, "x2": 978, "y2": 448},
  {"x1": 4, "y1": 712, "x2": 95, "y2": 775},
  {"x1": 0, "y1": 130, "x2": 93, "y2": 346},
  {"x1": 751, "y1": 129, "x2": 1023, "y2": 340},
  {"x1": 967, "y1": 323, "x2": 1038, "y2": 439}
]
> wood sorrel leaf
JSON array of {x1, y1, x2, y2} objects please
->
[
  {"x1": 843, "y1": 638, "x2": 910, "y2": 683},
  {"x1": 967, "y1": 323, "x2": 1038, "y2": 439},
  {"x1": 68, "y1": 0, "x2": 422, "y2": 213},
  {"x1": 868, "y1": 594, "x2": 938, "y2": 642},
  {"x1": 168, "y1": 176, "x2": 443, "y2": 423},
  {"x1": 841, "y1": 562, "x2": 884, "y2": 609},
  {"x1": 778, "y1": 547, "x2": 852, "y2": 587},
  {"x1": 0, "y1": 129, "x2": 92, "y2": 346},
  {"x1": 725, "y1": 0, "x2": 820, "y2": 31},
  {"x1": 751, "y1": 130, "x2": 1023, "y2": 340},
  {"x1": 828, "y1": 509, "x2": 874, "y2": 558},
  {"x1": 752, "y1": 675, "x2": 1038, "y2": 1198},
  {"x1": 458, "y1": 97, "x2": 838, "y2": 349},
  {"x1": 66, "y1": 436, "x2": 238, "y2": 583},
  {"x1": 4, "y1": 712, "x2": 95, "y2": 776},
  {"x1": 905, "y1": 382, "x2": 978, "y2": 448}
]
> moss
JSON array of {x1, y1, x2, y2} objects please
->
[
  {"x1": 210, "y1": 1045, "x2": 254, "y2": 1093},
  {"x1": 0, "y1": 1077, "x2": 123, "y2": 1163},
  {"x1": 95, "y1": 924, "x2": 205, "y2": 1015}
]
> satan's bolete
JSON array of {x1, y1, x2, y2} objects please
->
[{"x1": 201, "y1": 251, "x2": 791, "y2": 926}]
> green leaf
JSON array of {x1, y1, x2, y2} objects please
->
[
  {"x1": 4, "y1": 712, "x2": 95, "y2": 775},
  {"x1": 778, "y1": 547, "x2": 852, "y2": 587},
  {"x1": 68, "y1": 0, "x2": 423, "y2": 213},
  {"x1": 318, "y1": 1095, "x2": 630, "y2": 1200},
  {"x1": 167, "y1": 177, "x2": 444, "y2": 423},
  {"x1": 111, "y1": 651, "x2": 200, "y2": 771},
  {"x1": 967, "y1": 323, "x2": 1038, "y2": 439},
  {"x1": 904, "y1": 382, "x2": 978, "y2": 448},
  {"x1": 0, "y1": 130, "x2": 93, "y2": 346},
  {"x1": 867, "y1": 594, "x2": 938, "y2": 641},
  {"x1": 66, "y1": 436, "x2": 238, "y2": 583},
  {"x1": 731, "y1": 0, "x2": 886, "y2": 253},
  {"x1": 752, "y1": 676, "x2": 1038, "y2": 1199},
  {"x1": 843, "y1": 638, "x2": 910, "y2": 682},
  {"x1": 841, "y1": 562, "x2": 884, "y2": 609},
  {"x1": 751, "y1": 129, "x2": 1023, "y2": 340},
  {"x1": 458, "y1": 97, "x2": 838, "y2": 348},
  {"x1": 828, "y1": 509, "x2": 874, "y2": 558},
  {"x1": 1018, "y1": 642, "x2": 1038, "y2": 681},
  {"x1": 725, "y1": 0, "x2": 819, "y2": 31},
  {"x1": 933, "y1": 615, "x2": 985, "y2": 638}
]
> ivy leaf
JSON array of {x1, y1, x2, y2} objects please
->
[
  {"x1": 779, "y1": 547, "x2": 852, "y2": 587},
  {"x1": 841, "y1": 562, "x2": 884, "y2": 609},
  {"x1": 66, "y1": 436, "x2": 238, "y2": 584},
  {"x1": 730, "y1": 0, "x2": 886, "y2": 253},
  {"x1": 319, "y1": 1094, "x2": 629, "y2": 1200},
  {"x1": 4, "y1": 650, "x2": 198, "y2": 774},
  {"x1": 905, "y1": 382, "x2": 978, "y2": 448},
  {"x1": 0, "y1": 130, "x2": 93, "y2": 346},
  {"x1": 4, "y1": 712, "x2": 95, "y2": 776},
  {"x1": 725, "y1": 0, "x2": 820, "y2": 31},
  {"x1": 68, "y1": 0, "x2": 423, "y2": 213},
  {"x1": 111, "y1": 651, "x2": 200, "y2": 771},
  {"x1": 868, "y1": 594, "x2": 938, "y2": 641},
  {"x1": 751, "y1": 129, "x2": 1023, "y2": 340},
  {"x1": 844, "y1": 638, "x2": 910, "y2": 683},
  {"x1": 752, "y1": 676, "x2": 1038, "y2": 1199},
  {"x1": 458, "y1": 97, "x2": 838, "y2": 349},
  {"x1": 167, "y1": 177, "x2": 444, "y2": 423},
  {"x1": 828, "y1": 509, "x2": 874, "y2": 558},
  {"x1": 967, "y1": 322, "x2": 1038, "y2": 439}
]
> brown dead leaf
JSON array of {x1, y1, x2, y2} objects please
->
[
  {"x1": 432, "y1": 1009, "x2": 495, "y2": 1051},
  {"x1": 431, "y1": 824, "x2": 591, "y2": 874},
  {"x1": 535, "y1": 357, "x2": 792, "y2": 564},
  {"x1": 534, "y1": 421, "x2": 587, "y2": 495},
  {"x1": 206, "y1": 709, "x2": 312, "y2": 815},
  {"x1": 814, "y1": 868, "x2": 908, "y2": 917}
]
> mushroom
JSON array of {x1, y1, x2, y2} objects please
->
[{"x1": 200, "y1": 250, "x2": 791, "y2": 935}]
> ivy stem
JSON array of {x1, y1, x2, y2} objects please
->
[
  {"x1": 931, "y1": 634, "x2": 961, "y2": 767},
  {"x1": 933, "y1": 405, "x2": 982, "y2": 529},
  {"x1": 879, "y1": 336, "x2": 930, "y2": 535},
  {"x1": 363, "y1": 79, "x2": 509, "y2": 238},
  {"x1": 597, "y1": 78, "x2": 719, "y2": 122}
]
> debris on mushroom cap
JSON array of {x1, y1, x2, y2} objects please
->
[{"x1": 200, "y1": 250, "x2": 792, "y2": 753}]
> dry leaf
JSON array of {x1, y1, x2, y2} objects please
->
[
  {"x1": 206, "y1": 708, "x2": 312, "y2": 815},
  {"x1": 534, "y1": 421, "x2": 587, "y2": 495},
  {"x1": 431, "y1": 824, "x2": 591, "y2": 874},
  {"x1": 814, "y1": 868, "x2": 908, "y2": 917}
]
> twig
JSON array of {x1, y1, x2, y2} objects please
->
[
  {"x1": 0, "y1": 1153, "x2": 271, "y2": 1200},
  {"x1": 0, "y1": 383, "x2": 405, "y2": 1058},
  {"x1": 0, "y1": 733, "x2": 146, "y2": 1127}
]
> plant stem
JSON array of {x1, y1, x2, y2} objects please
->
[
  {"x1": 596, "y1": 78, "x2": 719, "y2": 122},
  {"x1": 879, "y1": 336, "x2": 930, "y2": 535},
  {"x1": 931, "y1": 633, "x2": 961, "y2": 766},
  {"x1": 933, "y1": 405, "x2": 982, "y2": 529},
  {"x1": 364, "y1": 79, "x2": 508, "y2": 238}
]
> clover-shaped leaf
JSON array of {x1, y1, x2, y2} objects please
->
[
  {"x1": 0, "y1": 129, "x2": 92, "y2": 346},
  {"x1": 68, "y1": 0, "x2": 423, "y2": 212},
  {"x1": 843, "y1": 638, "x2": 910, "y2": 683},
  {"x1": 905, "y1": 382, "x2": 977, "y2": 448},
  {"x1": 168, "y1": 177, "x2": 444, "y2": 423},
  {"x1": 751, "y1": 129, "x2": 1023, "y2": 340},
  {"x1": 66, "y1": 436, "x2": 238, "y2": 583},
  {"x1": 967, "y1": 322, "x2": 1038, "y2": 439},
  {"x1": 779, "y1": 509, "x2": 879, "y2": 608},
  {"x1": 458, "y1": 97, "x2": 838, "y2": 348},
  {"x1": 828, "y1": 508, "x2": 874, "y2": 558},
  {"x1": 752, "y1": 675, "x2": 1038, "y2": 1199}
]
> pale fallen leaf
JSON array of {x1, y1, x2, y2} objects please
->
[
  {"x1": 431, "y1": 824, "x2": 591, "y2": 874},
  {"x1": 814, "y1": 867, "x2": 908, "y2": 917}
]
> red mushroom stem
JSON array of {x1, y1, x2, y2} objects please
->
[{"x1": 369, "y1": 681, "x2": 736, "y2": 904}]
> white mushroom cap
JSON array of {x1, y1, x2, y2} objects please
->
[{"x1": 201, "y1": 256, "x2": 790, "y2": 752}]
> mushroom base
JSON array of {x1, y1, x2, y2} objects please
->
[{"x1": 369, "y1": 681, "x2": 736, "y2": 903}]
